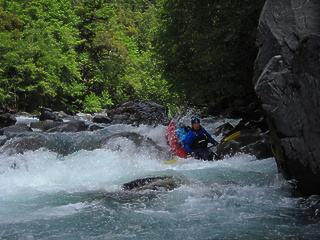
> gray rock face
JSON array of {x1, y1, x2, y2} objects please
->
[{"x1": 254, "y1": 0, "x2": 320, "y2": 195}]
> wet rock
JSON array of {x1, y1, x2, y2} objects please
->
[
  {"x1": 39, "y1": 108, "x2": 63, "y2": 122},
  {"x1": 123, "y1": 176, "x2": 180, "y2": 191},
  {"x1": 30, "y1": 120, "x2": 87, "y2": 132},
  {"x1": 216, "y1": 111, "x2": 272, "y2": 160},
  {"x1": 216, "y1": 128, "x2": 272, "y2": 160},
  {"x1": 92, "y1": 115, "x2": 112, "y2": 124},
  {"x1": 45, "y1": 120, "x2": 87, "y2": 132},
  {"x1": 254, "y1": 0, "x2": 320, "y2": 195},
  {"x1": 54, "y1": 111, "x2": 69, "y2": 118},
  {"x1": 0, "y1": 124, "x2": 33, "y2": 136},
  {"x1": 75, "y1": 112, "x2": 93, "y2": 122},
  {"x1": 0, "y1": 134, "x2": 46, "y2": 155},
  {"x1": 0, "y1": 131, "x2": 170, "y2": 158},
  {"x1": 87, "y1": 124, "x2": 105, "y2": 131},
  {"x1": 0, "y1": 112, "x2": 16, "y2": 127},
  {"x1": 0, "y1": 132, "x2": 96, "y2": 156},
  {"x1": 108, "y1": 100, "x2": 170, "y2": 126},
  {"x1": 102, "y1": 132, "x2": 170, "y2": 159},
  {"x1": 17, "y1": 111, "x2": 32, "y2": 116},
  {"x1": 214, "y1": 122, "x2": 234, "y2": 136},
  {"x1": 30, "y1": 120, "x2": 61, "y2": 131}
]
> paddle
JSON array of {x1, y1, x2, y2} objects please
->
[
  {"x1": 221, "y1": 131, "x2": 240, "y2": 142},
  {"x1": 163, "y1": 159, "x2": 179, "y2": 164},
  {"x1": 163, "y1": 131, "x2": 241, "y2": 164}
]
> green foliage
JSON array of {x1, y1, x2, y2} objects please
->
[
  {"x1": 156, "y1": 0, "x2": 265, "y2": 115},
  {"x1": 74, "y1": 0, "x2": 175, "y2": 109},
  {"x1": 0, "y1": 0, "x2": 83, "y2": 112},
  {"x1": 80, "y1": 90, "x2": 113, "y2": 113},
  {"x1": 0, "y1": 0, "x2": 265, "y2": 116}
]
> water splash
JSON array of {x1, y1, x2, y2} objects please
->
[{"x1": 0, "y1": 117, "x2": 320, "y2": 239}]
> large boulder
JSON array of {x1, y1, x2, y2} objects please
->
[
  {"x1": 108, "y1": 100, "x2": 170, "y2": 126},
  {"x1": 253, "y1": 0, "x2": 320, "y2": 195}
]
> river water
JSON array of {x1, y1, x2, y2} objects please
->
[{"x1": 0, "y1": 116, "x2": 320, "y2": 239}]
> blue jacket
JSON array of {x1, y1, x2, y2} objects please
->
[
  {"x1": 175, "y1": 126, "x2": 191, "y2": 143},
  {"x1": 184, "y1": 127, "x2": 216, "y2": 154}
]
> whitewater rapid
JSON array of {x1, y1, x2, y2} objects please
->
[{"x1": 0, "y1": 116, "x2": 320, "y2": 239}]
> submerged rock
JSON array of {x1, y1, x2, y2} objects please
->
[
  {"x1": 0, "y1": 124, "x2": 33, "y2": 136},
  {"x1": 0, "y1": 131, "x2": 170, "y2": 159},
  {"x1": 254, "y1": 0, "x2": 320, "y2": 195},
  {"x1": 101, "y1": 132, "x2": 170, "y2": 159},
  {"x1": 0, "y1": 134, "x2": 46, "y2": 155},
  {"x1": 122, "y1": 176, "x2": 180, "y2": 191}
]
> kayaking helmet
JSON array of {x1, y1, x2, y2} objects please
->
[{"x1": 191, "y1": 118, "x2": 200, "y2": 125}]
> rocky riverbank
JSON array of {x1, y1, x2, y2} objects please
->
[{"x1": 0, "y1": 100, "x2": 272, "y2": 161}]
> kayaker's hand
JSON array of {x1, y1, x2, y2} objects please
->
[
  {"x1": 187, "y1": 152, "x2": 196, "y2": 158},
  {"x1": 211, "y1": 140, "x2": 219, "y2": 146}
]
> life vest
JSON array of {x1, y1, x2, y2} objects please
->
[
  {"x1": 190, "y1": 129, "x2": 209, "y2": 149},
  {"x1": 176, "y1": 126, "x2": 191, "y2": 143}
]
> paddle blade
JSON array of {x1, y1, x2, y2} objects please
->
[
  {"x1": 163, "y1": 159, "x2": 179, "y2": 164},
  {"x1": 223, "y1": 131, "x2": 240, "y2": 142}
]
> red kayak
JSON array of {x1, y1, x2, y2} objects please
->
[{"x1": 165, "y1": 122, "x2": 188, "y2": 158}]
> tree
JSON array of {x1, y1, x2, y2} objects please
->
[
  {"x1": 156, "y1": 0, "x2": 265, "y2": 116},
  {"x1": 74, "y1": 0, "x2": 173, "y2": 112},
  {"x1": 0, "y1": 0, "x2": 83, "y2": 113},
  {"x1": 0, "y1": 0, "x2": 265, "y2": 116},
  {"x1": 0, "y1": 0, "x2": 171, "y2": 113},
  {"x1": 0, "y1": 7, "x2": 24, "y2": 109}
]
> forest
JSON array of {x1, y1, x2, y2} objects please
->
[{"x1": 0, "y1": 0, "x2": 265, "y2": 116}]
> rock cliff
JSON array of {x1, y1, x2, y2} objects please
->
[{"x1": 254, "y1": 0, "x2": 320, "y2": 195}]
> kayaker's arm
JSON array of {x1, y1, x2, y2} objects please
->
[
  {"x1": 183, "y1": 131, "x2": 195, "y2": 154},
  {"x1": 202, "y1": 128, "x2": 218, "y2": 145}
]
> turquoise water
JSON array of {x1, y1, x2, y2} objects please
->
[{"x1": 0, "y1": 118, "x2": 320, "y2": 239}]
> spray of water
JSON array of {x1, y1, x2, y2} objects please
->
[{"x1": 0, "y1": 117, "x2": 319, "y2": 239}]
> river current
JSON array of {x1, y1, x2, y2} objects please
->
[{"x1": 0, "y1": 116, "x2": 320, "y2": 239}]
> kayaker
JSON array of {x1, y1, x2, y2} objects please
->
[{"x1": 184, "y1": 118, "x2": 218, "y2": 160}]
